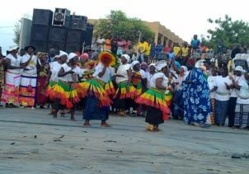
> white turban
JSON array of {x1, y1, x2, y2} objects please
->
[
  {"x1": 8, "y1": 45, "x2": 18, "y2": 51},
  {"x1": 180, "y1": 66, "x2": 188, "y2": 72},
  {"x1": 149, "y1": 63, "x2": 156, "y2": 68},
  {"x1": 235, "y1": 66, "x2": 246, "y2": 73},
  {"x1": 68, "y1": 52, "x2": 78, "y2": 61},
  {"x1": 121, "y1": 54, "x2": 130, "y2": 62},
  {"x1": 131, "y1": 60, "x2": 140, "y2": 69},
  {"x1": 59, "y1": 50, "x2": 68, "y2": 58},
  {"x1": 155, "y1": 60, "x2": 167, "y2": 71}
]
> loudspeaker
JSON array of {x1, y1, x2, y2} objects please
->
[
  {"x1": 85, "y1": 23, "x2": 94, "y2": 48},
  {"x1": 66, "y1": 29, "x2": 85, "y2": 43},
  {"x1": 69, "y1": 15, "x2": 87, "y2": 30},
  {"x1": 48, "y1": 26, "x2": 67, "y2": 52},
  {"x1": 48, "y1": 26, "x2": 67, "y2": 42},
  {"x1": 30, "y1": 24, "x2": 49, "y2": 52},
  {"x1": 65, "y1": 29, "x2": 86, "y2": 53},
  {"x1": 53, "y1": 8, "x2": 70, "y2": 27},
  {"x1": 30, "y1": 24, "x2": 49, "y2": 41},
  {"x1": 32, "y1": 9, "x2": 53, "y2": 26}
]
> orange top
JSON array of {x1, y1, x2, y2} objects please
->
[{"x1": 105, "y1": 39, "x2": 111, "y2": 50}]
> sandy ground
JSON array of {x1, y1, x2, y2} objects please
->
[{"x1": 0, "y1": 108, "x2": 248, "y2": 174}]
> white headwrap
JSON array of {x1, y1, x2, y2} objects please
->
[
  {"x1": 8, "y1": 45, "x2": 18, "y2": 51},
  {"x1": 59, "y1": 50, "x2": 68, "y2": 58},
  {"x1": 131, "y1": 60, "x2": 140, "y2": 69},
  {"x1": 68, "y1": 53, "x2": 78, "y2": 61},
  {"x1": 121, "y1": 54, "x2": 130, "y2": 62},
  {"x1": 149, "y1": 63, "x2": 156, "y2": 68},
  {"x1": 235, "y1": 66, "x2": 246, "y2": 73},
  {"x1": 155, "y1": 60, "x2": 167, "y2": 71},
  {"x1": 180, "y1": 66, "x2": 188, "y2": 72}
]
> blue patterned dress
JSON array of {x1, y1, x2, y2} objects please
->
[{"x1": 182, "y1": 68, "x2": 211, "y2": 124}]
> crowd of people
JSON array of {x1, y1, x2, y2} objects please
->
[{"x1": 0, "y1": 34, "x2": 249, "y2": 132}]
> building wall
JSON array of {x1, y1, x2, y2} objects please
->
[
  {"x1": 88, "y1": 19, "x2": 184, "y2": 46},
  {"x1": 143, "y1": 21, "x2": 184, "y2": 46},
  {"x1": 19, "y1": 18, "x2": 32, "y2": 49}
]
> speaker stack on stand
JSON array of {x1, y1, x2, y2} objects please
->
[
  {"x1": 29, "y1": 8, "x2": 93, "y2": 54},
  {"x1": 65, "y1": 15, "x2": 88, "y2": 53},
  {"x1": 47, "y1": 8, "x2": 70, "y2": 52},
  {"x1": 30, "y1": 9, "x2": 53, "y2": 52}
]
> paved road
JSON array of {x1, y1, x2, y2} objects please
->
[{"x1": 0, "y1": 108, "x2": 248, "y2": 174}]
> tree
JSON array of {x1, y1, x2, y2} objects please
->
[
  {"x1": 204, "y1": 15, "x2": 249, "y2": 52},
  {"x1": 13, "y1": 19, "x2": 21, "y2": 45},
  {"x1": 94, "y1": 10, "x2": 154, "y2": 44},
  {"x1": 13, "y1": 13, "x2": 32, "y2": 46}
]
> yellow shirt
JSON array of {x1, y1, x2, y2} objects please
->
[
  {"x1": 173, "y1": 46, "x2": 181, "y2": 56},
  {"x1": 181, "y1": 47, "x2": 189, "y2": 57},
  {"x1": 138, "y1": 42, "x2": 149, "y2": 55},
  {"x1": 146, "y1": 43, "x2": 151, "y2": 56}
]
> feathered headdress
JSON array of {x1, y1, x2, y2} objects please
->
[{"x1": 98, "y1": 51, "x2": 118, "y2": 67}]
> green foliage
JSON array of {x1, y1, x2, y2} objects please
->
[
  {"x1": 13, "y1": 19, "x2": 21, "y2": 45},
  {"x1": 204, "y1": 15, "x2": 249, "y2": 51},
  {"x1": 94, "y1": 10, "x2": 154, "y2": 44}
]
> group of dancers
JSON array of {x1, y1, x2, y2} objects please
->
[{"x1": 46, "y1": 50, "x2": 172, "y2": 131}]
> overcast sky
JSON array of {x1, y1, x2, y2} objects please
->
[{"x1": 0, "y1": 0, "x2": 248, "y2": 53}]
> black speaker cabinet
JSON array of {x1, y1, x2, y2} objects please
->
[
  {"x1": 65, "y1": 29, "x2": 86, "y2": 53},
  {"x1": 29, "y1": 24, "x2": 49, "y2": 52},
  {"x1": 69, "y1": 15, "x2": 87, "y2": 30},
  {"x1": 32, "y1": 9, "x2": 53, "y2": 26},
  {"x1": 48, "y1": 26, "x2": 67, "y2": 42},
  {"x1": 30, "y1": 24, "x2": 49, "y2": 41},
  {"x1": 85, "y1": 23, "x2": 94, "y2": 48}
]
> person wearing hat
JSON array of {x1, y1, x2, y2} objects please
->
[
  {"x1": 1, "y1": 46, "x2": 22, "y2": 108},
  {"x1": 136, "y1": 60, "x2": 171, "y2": 131},
  {"x1": 19, "y1": 45, "x2": 38, "y2": 109},
  {"x1": 81, "y1": 51, "x2": 115, "y2": 127},
  {"x1": 146, "y1": 63, "x2": 156, "y2": 89},
  {"x1": 129, "y1": 60, "x2": 148, "y2": 116},
  {"x1": 234, "y1": 72, "x2": 249, "y2": 129},
  {"x1": 52, "y1": 52, "x2": 81, "y2": 120},
  {"x1": 227, "y1": 65, "x2": 246, "y2": 128},
  {"x1": 182, "y1": 63, "x2": 211, "y2": 128},
  {"x1": 124, "y1": 60, "x2": 142, "y2": 116},
  {"x1": 113, "y1": 54, "x2": 138, "y2": 116},
  {"x1": 78, "y1": 53, "x2": 89, "y2": 69},
  {"x1": 172, "y1": 66, "x2": 189, "y2": 120},
  {"x1": 46, "y1": 51, "x2": 68, "y2": 116}
]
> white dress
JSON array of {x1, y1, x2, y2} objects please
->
[
  {"x1": 150, "y1": 72, "x2": 169, "y2": 89},
  {"x1": 116, "y1": 64, "x2": 131, "y2": 84}
]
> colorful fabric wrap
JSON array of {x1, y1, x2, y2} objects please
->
[
  {"x1": 52, "y1": 80, "x2": 80, "y2": 108},
  {"x1": 113, "y1": 81, "x2": 139, "y2": 99},
  {"x1": 46, "y1": 81, "x2": 57, "y2": 100},
  {"x1": 136, "y1": 88, "x2": 170, "y2": 117},
  {"x1": 104, "y1": 80, "x2": 116, "y2": 96},
  {"x1": 165, "y1": 91, "x2": 173, "y2": 106},
  {"x1": 79, "y1": 78, "x2": 112, "y2": 107},
  {"x1": 136, "y1": 82, "x2": 142, "y2": 96}
]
